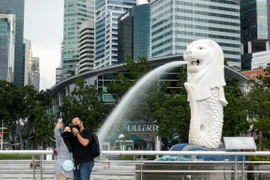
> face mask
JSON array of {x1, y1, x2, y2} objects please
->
[
  {"x1": 72, "y1": 124, "x2": 80, "y2": 131},
  {"x1": 62, "y1": 131, "x2": 73, "y2": 137}
]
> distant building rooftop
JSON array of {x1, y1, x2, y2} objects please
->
[{"x1": 241, "y1": 69, "x2": 268, "y2": 80}]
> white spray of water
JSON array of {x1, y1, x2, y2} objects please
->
[{"x1": 97, "y1": 61, "x2": 188, "y2": 143}]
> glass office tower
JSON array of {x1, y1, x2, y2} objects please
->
[
  {"x1": 118, "y1": 3, "x2": 151, "y2": 63},
  {"x1": 241, "y1": 0, "x2": 269, "y2": 70},
  {"x1": 151, "y1": 0, "x2": 241, "y2": 68},
  {"x1": 62, "y1": 0, "x2": 95, "y2": 79},
  {"x1": 95, "y1": 0, "x2": 136, "y2": 68},
  {"x1": 0, "y1": 14, "x2": 16, "y2": 82},
  {"x1": 0, "y1": 0, "x2": 25, "y2": 87}
]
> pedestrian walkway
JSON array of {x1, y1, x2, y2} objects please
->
[{"x1": 0, "y1": 160, "x2": 136, "y2": 180}]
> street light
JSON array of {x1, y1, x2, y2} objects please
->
[{"x1": 118, "y1": 134, "x2": 124, "y2": 150}]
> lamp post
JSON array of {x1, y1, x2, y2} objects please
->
[{"x1": 118, "y1": 134, "x2": 124, "y2": 150}]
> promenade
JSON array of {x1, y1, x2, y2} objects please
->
[{"x1": 0, "y1": 150, "x2": 270, "y2": 180}]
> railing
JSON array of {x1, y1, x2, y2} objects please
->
[{"x1": 0, "y1": 150, "x2": 270, "y2": 180}]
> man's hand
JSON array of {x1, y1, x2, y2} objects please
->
[{"x1": 72, "y1": 127, "x2": 79, "y2": 136}]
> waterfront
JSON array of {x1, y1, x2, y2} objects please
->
[{"x1": 0, "y1": 150, "x2": 270, "y2": 180}]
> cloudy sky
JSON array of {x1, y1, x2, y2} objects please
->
[{"x1": 24, "y1": 0, "x2": 64, "y2": 90}]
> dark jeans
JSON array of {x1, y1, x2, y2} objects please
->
[{"x1": 74, "y1": 161, "x2": 94, "y2": 180}]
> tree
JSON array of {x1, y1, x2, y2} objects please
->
[
  {"x1": 32, "y1": 89, "x2": 55, "y2": 149},
  {"x1": 126, "y1": 80, "x2": 169, "y2": 148},
  {"x1": 222, "y1": 78, "x2": 250, "y2": 137},
  {"x1": 0, "y1": 80, "x2": 54, "y2": 149},
  {"x1": 107, "y1": 56, "x2": 151, "y2": 102},
  {"x1": 154, "y1": 66, "x2": 190, "y2": 143},
  {"x1": 60, "y1": 78, "x2": 109, "y2": 131},
  {"x1": 0, "y1": 81, "x2": 18, "y2": 148},
  {"x1": 0, "y1": 81, "x2": 38, "y2": 149},
  {"x1": 253, "y1": 101, "x2": 270, "y2": 149},
  {"x1": 156, "y1": 94, "x2": 190, "y2": 143},
  {"x1": 247, "y1": 63, "x2": 270, "y2": 150}
]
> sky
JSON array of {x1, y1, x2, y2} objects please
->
[{"x1": 24, "y1": 0, "x2": 64, "y2": 90}]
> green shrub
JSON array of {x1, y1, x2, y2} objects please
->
[
  {"x1": 145, "y1": 155, "x2": 156, "y2": 160},
  {"x1": 120, "y1": 155, "x2": 137, "y2": 160},
  {"x1": 0, "y1": 154, "x2": 39, "y2": 160},
  {"x1": 247, "y1": 156, "x2": 270, "y2": 161}
]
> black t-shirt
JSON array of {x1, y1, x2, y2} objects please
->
[{"x1": 73, "y1": 128, "x2": 93, "y2": 165}]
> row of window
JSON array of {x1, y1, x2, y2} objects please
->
[
  {"x1": 176, "y1": 8, "x2": 239, "y2": 20},
  {"x1": 176, "y1": 1, "x2": 239, "y2": 12},
  {"x1": 152, "y1": 16, "x2": 240, "y2": 32}
]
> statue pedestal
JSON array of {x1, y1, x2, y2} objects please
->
[{"x1": 159, "y1": 143, "x2": 247, "y2": 161}]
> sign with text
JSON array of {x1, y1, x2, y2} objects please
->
[
  {"x1": 223, "y1": 137, "x2": 256, "y2": 150},
  {"x1": 123, "y1": 123, "x2": 158, "y2": 132}
]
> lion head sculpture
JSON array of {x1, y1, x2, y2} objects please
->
[{"x1": 183, "y1": 39, "x2": 227, "y2": 105}]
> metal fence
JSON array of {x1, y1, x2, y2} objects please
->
[{"x1": 0, "y1": 150, "x2": 270, "y2": 180}]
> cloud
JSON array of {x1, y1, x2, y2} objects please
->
[
  {"x1": 24, "y1": 0, "x2": 64, "y2": 90},
  {"x1": 34, "y1": 43, "x2": 61, "y2": 90}
]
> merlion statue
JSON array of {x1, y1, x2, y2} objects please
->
[{"x1": 183, "y1": 39, "x2": 227, "y2": 148}]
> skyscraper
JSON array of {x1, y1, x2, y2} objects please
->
[
  {"x1": 32, "y1": 57, "x2": 40, "y2": 91},
  {"x1": 23, "y1": 38, "x2": 33, "y2": 86},
  {"x1": 151, "y1": 0, "x2": 241, "y2": 68},
  {"x1": 76, "y1": 20, "x2": 95, "y2": 74},
  {"x1": 62, "y1": 0, "x2": 95, "y2": 79},
  {"x1": 56, "y1": 67, "x2": 63, "y2": 84},
  {"x1": 0, "y1": 0, "x2": 25, "y2": 87},
  {"x1": 0, "y1": 14, "x2": 16, "y2": 82},
  {"x1": 118, "y1": 3, "x2": 151, "y2": 63},
  {"x1": 241, "y1": 0, "x2": 269, "y2": 70},
  {"x1": 95, "y1": 0, "x2": 136, "y2": 68}
]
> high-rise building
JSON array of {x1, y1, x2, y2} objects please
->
[
  {"x1": 60, "y1": 40, "x2": 64, "y2": 68},
  {"x1": 95, "y1": 0, "x2": 136, "y2": 68},
  {"x1": 0, "y1": 0, "x2": 25, "y2": 87},
  {"x1": 118, "y1": 3, "x2": 151, "y2": 64},
  {"x1": 62, "y1": 0, "x2": 95, "y2": 79},
  {"x1": 241, "y1": 0, "x2": 269, "y2": 70},
  {"x1": 0, "y1": 14, "x2": 16, "y2": 82},
  {"x1": 76, "y1": 20, "x2": 95, "y2": 74},
  {"x1": 32, "y1": 57, "x2": 40, "y2": 91},
  {"x1": 23, "y1": 38, "x2": 33, "y2": 86},
  {"x1": 151, "y1": 0, "x2": 241, "y2": 68},
  {"x1": 56, "y1": 67, "x2": 63, "y2": 84}
]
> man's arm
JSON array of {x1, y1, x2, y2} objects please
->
[
  {"x1": 72, "y1": 128, "x2": 92, "y2": 146},
  {"x1": 75, "y1": 132, "x2": 90, "y2": 147}
]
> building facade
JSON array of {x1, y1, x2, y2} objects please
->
[
  {"x1": 56, "y1": 67, "x2": 63, "y2": 84},
  {"x1": 151, "y1": 0, "x2": 241, "y2": 68},
  {"x1": 62, "y1": 0, "x2": 95, "y2": 79},
  {"x1": 118, "y1": 3, "x2": 151, "y2": 63},
  {"x1": 0, "y1": 14, "x2": 16, "y2": 82},
  {"x1": 241, "y1": 0, "x2": 269, "y2": 70},
  {"x1": 32, "y1": 57, "x2": 40, "y2": 91},
  {"x1": 252, "y1": 51, "x2": 270, "y2": 70},
  {"x1": 76, "y1": 20, "x2": 95, "y2": 74},
  {"x1": 23, "y1": 38, "x2": 33, "y2": 86},
  {"x1": 95, "y1": 0, "x2": 136, "y2": 68},
  {"x1": 0, "y1": 0, "x2": 25, "y2": 87}
]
